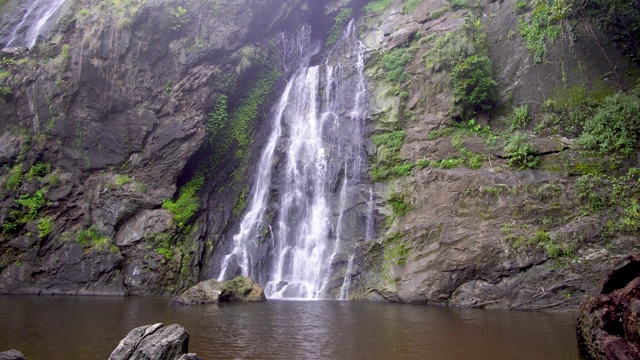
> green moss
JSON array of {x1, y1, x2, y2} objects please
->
[
  {"x1": 162, "y1": 175, "x2": 204, "y2": 229},
  {"x1": 233, "y1": 187, "x2": 248, "y2": 216},
  {"x1": 363, "y1": 0, "x2": 392, "y2": 14},
  {"x1": 4, "y1": 164, "x2": 23, "y2": 191},
  {"x1": 388, "y1": 192, "x2": 412, "y2": 217},
  {"x1": 380, "y1": 47, "x2": 416, "y2": 84},
  {"x1": 36, "y1": 216, "x2": 53, "y2": 239},
  {"x1": 402, "y1": 0, "x2": 422, "y2": 13},
  {"x1": 326, "y1": 8, "x2": 353, "y2": 47},
  {"x1": 381, "y1": 232, "x2": 409, "y2": 284},
  {"x1": 77, "y1": 225, "x2": 110, "y2": 250},
  {"x1": 371, "y1": 130, "x2": 406, "y2": 148},
  {"x1": 115, "y1": 174, "x2": 131, "y2": 187}
]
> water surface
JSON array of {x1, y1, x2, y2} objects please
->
[{"x1": 0, "y1": 296, "x2": 578, "y2": 359}]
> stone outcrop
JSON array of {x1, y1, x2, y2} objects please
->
[
  {"x1": 170, "y1": 276, "x2": 266, "y2": 305},
  {"x1": 0, "y1": 350, "x2": 26, "y2": 360},
  {"x1": 109, "y1": 323, "x2": 201, "y2": 360},
  {"x1": 577, "y1": 255, "x2": 640, "y2": 360}
]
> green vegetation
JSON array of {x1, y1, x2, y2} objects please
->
[
  {"x1": 449, "y1": 0, "x2": 469, "y2": 10},
  {"x1": 388, "y1": 192, "x2": 412, "y2": 217},
  {"x1": 515, "y1": 0, "x2": 530, "y2": 14},
  {"x1": 2, "y1": 187, "x2": 48, "y2": 234},
  {"x1": 76, "y1": 225, "x2": 110, "y2": 249},
  {"x1": 381, "y1": 232, "x2": 409, "y2": 284},
  {"x1": 326, "y1": 8, "x2": 353, "y2": 47},
  {"x1": 450, "y1": 54, "x2": 498, "y2": 117},
  {"x1": 578, "y1": 87, "x2": 640, "y2": 156},
  {"x1": 371, "y1": 130, "x2": 414, "y2": 181},
  {"x1": 508, "y1": 105, "x2": 529, "y2": 132},
  {"x1": 169, "y1": 6, "x2": 190, "y2": 31},
  {"x1": 115, "y1": 174, "x2": 131, "y2": 187},
  {"x1": 416, "y1": 157, "x2": 465, "y2": 169},
  {"x1": 150, "y1": 233, "x2": 174, "y2": 260},
  {"x1": 363, "y1": 0, "x2": 392, "y2": 14},
  {"x1": 504, "y1": 134, "x2": 540, "y2": 169},
  {"x1": 233, "y1": 187, "x2": 248, "y2": 216},
  {"x1": 518, "y1": 0, "x2": 569, "y2": 63},
  {"x1": 371, "y1": 130, "x2": 406, "y2": 148},
  {"x1": 424, "y1": 18, "x2": 497, "y2": 118},
  {"x1": 4, "y1": 164, "x2": 23, "y2": 191},
  {"x1": 36, "y1": 216, "x2": 53, "y2": 239},
  {"x1": 15, "y1": 190, "x2": 47, "y2": 223},
  {"x1": 27, "y1": 162, "x2": 51, "y2": 179},
  {"x1": 542, "y1": 83, "x2": 640, "y2": 156},
  {"x1": 380, "y1": 47, "x2": 416, "y2": 84},
  {"x1": 402, "y1": 0, "x2": 422, "y2": 13},
  {"x1": 162, "y1": 175, "x2": 204, "y2": 229},
  {"x1": 576, "y1": 168, "x2": 640, "y2": 233},
  {"x1": 542, "y1": 85, "x2": 608, "y2": 136}
]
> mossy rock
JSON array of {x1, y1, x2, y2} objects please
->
[{"x1": 220, "y1": 276, "x2": 266, "y2": 302}]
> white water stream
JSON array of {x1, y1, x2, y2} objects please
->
[
  {"x1": 5, "y1": 0, "x2": 67, "y2": 48},
  {"x1": 217, "y1": 21, "x2": 371, "y2": 300}
]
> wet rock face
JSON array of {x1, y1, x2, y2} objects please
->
[
  {"x1": 577, "y1": 255, "x2": 640, "y2": 360},
  {"x1": 109, "y1": 323, "x2": 201, "y2": 360},
  {"x1": 0, "y1": 0, "x2": 311, "y2": 296},
  {"x1": 346, "y1": 0, "x2": 639, "y2": 309}
]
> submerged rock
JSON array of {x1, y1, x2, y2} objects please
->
[
  {"x1": 109, "y1": 323, "x2": 201, "y2": 360},
  {"x1": 170, "y1": 276, "x2": 266, "y2": 305},
  {"x1": 577, "y1": 255, "x2": 640, "y2": 360},
  {"x1": 0, "y1": 350, "x2": 26, "y2": 360}
]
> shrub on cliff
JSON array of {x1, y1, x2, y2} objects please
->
[
  {"x1": 578, "y1": 85, "x2": 640, "y2": 156},
  {"x1": 450, "y1": 54, "x2": 497, "y2": 117}
]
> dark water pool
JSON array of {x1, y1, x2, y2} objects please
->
[{"x1": 0, "y1": 296, "x2": 578, "y2": 359}]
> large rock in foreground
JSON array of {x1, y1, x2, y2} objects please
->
[
  {"x1": 577, "y1": 255, "x2": 640, "y2": 360},
  {"x1": 109, "y1": 323, "x2": 201, "y2": 360},
  {"x1": 170, "y1": 276, "x2": 266, "y2": 305},
  {"x1": 0, "y1": 350, "x2": 26, "y2": 360}
]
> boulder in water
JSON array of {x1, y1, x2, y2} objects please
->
[
  {"x1": 169, "y1": 279, "x2": 223, "y2": 306},
  {"x1": 577, "y1": 255, "x2": 640, "y2": 360},
  {"x1": 219, "y1": 276, "x2": 267, "y2": 302},
  {"x1": 170, "y1": 276, "x2": 266, "y2": 305},
  {"x1": 108, "y1": 323, "x2": 201, "y2": 360},
  {"x1": 0, "y1": 350, "x2": 26, "y2": 360}
]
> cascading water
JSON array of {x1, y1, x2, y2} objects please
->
[
  {"x1": 4, "y1": 0, "x2": 67, "y2": 48},
  {"x1": 216, "y1": 21, "x2": 370, "y2": 300}
]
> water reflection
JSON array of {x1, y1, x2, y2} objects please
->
[{"x1": 0, "y1": 297, "x2": 578, "y2": 359}]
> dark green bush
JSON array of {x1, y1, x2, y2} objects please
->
[
  {"x1": 578, "y1": 90, "x2": 640, "y2": 156},
  {"x1": 450, "y1": 54, "x2": 498, "y2": 117}
]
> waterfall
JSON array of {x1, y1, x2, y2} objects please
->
[
  {"x1": 216, "y1": 21, "x2": 369, "y2": 300},
  {"x1": 5, "y1": 0, "x2": 67, "y2": 48}
]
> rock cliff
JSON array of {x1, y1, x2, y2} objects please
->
[{"x1": 0, "y1": 0, "x2": 638, "y2": 311}]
